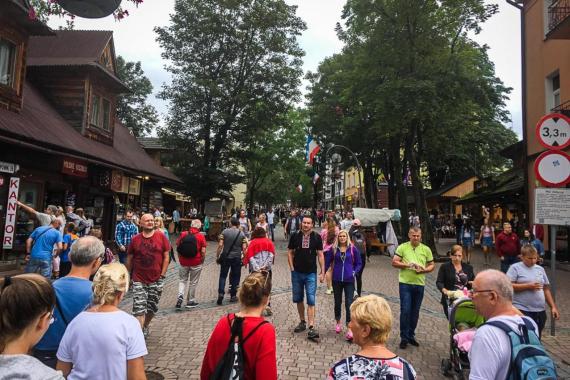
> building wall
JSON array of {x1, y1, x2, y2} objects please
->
[
  {"x1": 524, "y1": 0, "x2": 570, "y2": 223},
  {"x1": 231, "y1": 182, "x2": 247, "y2": 211}
]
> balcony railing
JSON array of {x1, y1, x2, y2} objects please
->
[
  {"x1": 549, "y1": 0, "x2": 570, "y2": 36},
  {"x1": 551, "y1": 99, "x2": 570, "y2": 117}
]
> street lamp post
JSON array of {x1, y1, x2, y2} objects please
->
[{"x1": 324, "y1": 144, "x2": 368, "y2": 209}]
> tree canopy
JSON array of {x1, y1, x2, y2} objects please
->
[
  {"x1": 155, "y1": 0, "x2": 306, "y2": 206},
  {"x1": 115, "y1": 56, "x2": 159, "y2": 137},
  {"x1": 306, "y1": 0, "x2": 518, "y2": 251}
]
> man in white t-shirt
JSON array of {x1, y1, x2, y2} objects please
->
[
  {"x1": 340, "y1": 211, "x2": 354, "y2": 231},
  {"x1": 266, "y1": 208, "x2": 275, "y2": 241},
  {"x1": 469, "y1": 269, "x2": 539, "y2": 380}
]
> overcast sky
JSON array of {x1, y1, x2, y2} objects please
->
[{"x1": 49, "y1": 0, "x2": 523, "y2": 137}]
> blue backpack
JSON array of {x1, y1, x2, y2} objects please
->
[{"x1": 486, "y1": 317, "x2": 557, "y2": 380}]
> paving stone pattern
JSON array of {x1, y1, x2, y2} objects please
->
[{"x1": 121, "y1": 228, "x2": 570, "y2": 379}]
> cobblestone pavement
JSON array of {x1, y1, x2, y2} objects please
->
[{"x1": 121, "y1": 229, "x2": 570, "y2": 379}]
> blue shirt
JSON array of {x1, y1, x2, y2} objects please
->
[
  {"x1": 30, "y1": 226, "x2": 63, "y2": 261},
  {"x1": 35, "y1": 277, "x2": 93, "y2": 351},
  {"x1": 60, "y1": 234, "x2": 78, "y2": 263},
  {"x1": 114, "y1": 220, "x2": 138, "y2": 248}
]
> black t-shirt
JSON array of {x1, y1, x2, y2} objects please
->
[{"x1": 288, "y1": 231, "x2": 323, "y2": 274}]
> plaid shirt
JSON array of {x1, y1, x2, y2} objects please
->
[{"x1": 114, "y1": 220, "x2": 139, "y2": 248}]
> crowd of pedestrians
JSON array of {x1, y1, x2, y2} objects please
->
[{"x1": 1, "y1": 203, "x2": 563, "y2": 380}]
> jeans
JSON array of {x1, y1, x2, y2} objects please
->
[
  {"x1": 355, "y1": 254, "x2": 366, "y2": 296},
  {"x1": 25, "y1": 258, "x2": 52, "y2": 279},
  {"x1": 500, "y1": 255, "x2": 520, "y2": 273},
  {"x1": 218, "y1": 257, "x2": 242, "y2": 297},
  {"x1": 399, "y1": 283, "x2": 425, "y2": 342},
  {"x1": 291, "y1": 271, "x2": 317, "y2": 306},
  {"x1": 118, "y1": 252, "x2": 127, "y2": 264},
  {"x1": 332, "y1": 281, "x2": 354, "y2": 324},
  {"x1": 269, "y1": 224, "x2": 275, "y2": 241}
]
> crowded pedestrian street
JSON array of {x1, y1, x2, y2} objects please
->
[{"x1": 117, "y1": 226, "x2": 570, "y2": 379}]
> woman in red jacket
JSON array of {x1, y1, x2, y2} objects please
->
[
  {"x1": 200, "y1": 271, "x2": 276, "y2": 380},
  {"x1": 243, "y1": 227, "x2": 275, "y2": 316}
]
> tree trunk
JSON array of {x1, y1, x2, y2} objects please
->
[
  {"x1": 405, "y1": 128, "x2": 438, "y2": 256},
  {"x1": 391, "y1": 143, "x2": 407, "y2": 240},
  {"x1": 363, "y1": 160, "x2": 376, "y2": 208}
]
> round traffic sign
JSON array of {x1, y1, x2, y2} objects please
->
[
  {"x1": 535, "y1": 113, "x2": 570, "y2": 150},
  {"x1": 534, "y1": 150, "x2": 570, "y2": 187}
]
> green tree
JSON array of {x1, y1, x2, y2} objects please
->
[
  {"x1": 245, "y1": 109, "x2": 308, "y2": 208},
  {"x1": 155, "y1": 0, "x2": 306, "y2": 208},
  {"x1": 307, "y1": 0, "x2": 516, "y2": 253},
  {"x1": 115, "y1": 56, "x2": 159, "y2": 137}
]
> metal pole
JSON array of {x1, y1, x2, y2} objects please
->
[{"x1": 550, "y1": 225, "x2": 557, "y2": 336}]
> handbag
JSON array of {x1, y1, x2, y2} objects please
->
[{"x1": 217, "y1": 231, "x2": 241, "y2": 265}]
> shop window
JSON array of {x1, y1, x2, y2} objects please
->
[
  {"x1": 90, "y1": 92, "x2": 112, "y2": 130},
  {"x1": 0, "y1": 38, "x2": 16, "y2": 88}
]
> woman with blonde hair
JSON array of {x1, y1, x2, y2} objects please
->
[
  {"x1": 325, "y1": 229, "x2": 362, "y2": 341},
  {"x1": 327, "y1": 295, "x2": 416, "y2": 379},
  {"x1": 201, "y1": 271, "x2": 276, "y2": 380},
  {"x1": 56, "y1": 263, "x2": 147, "y2": 379},
  {"x1": 0, "y1": 273, "x2": 64, "y2": 379},
  {"x1": 154, "y1": 215, "x2": 170, "y2": 240}
]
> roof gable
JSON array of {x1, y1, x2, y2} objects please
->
[{"x1": 27, "y1": 30, "x2": 113, "y2": 70}]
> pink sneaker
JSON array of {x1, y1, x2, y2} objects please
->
[
  {"x1": 345, "y1": 331, "x2": 353, "y2": 341},
  {"x1": 335, "y1": 323, "x2": 342, "y2": 334}
]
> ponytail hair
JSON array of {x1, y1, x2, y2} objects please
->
[
  {"x1": 238, "y1": 271, "x2": 272, "y2": 308},
  {"x1": 0, "y1": 274, "x2": 55, "y2": 352},
  {"x1": 92, "y1": 263, "x2": 129, "y2": 306}
]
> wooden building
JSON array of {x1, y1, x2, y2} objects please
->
[{"x1": 0, "y1": 2, "x2": 182, "y2": 262}]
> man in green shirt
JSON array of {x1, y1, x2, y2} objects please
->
[{"x1": 392, "y1": 227, "x2": 435, "y2": 349}]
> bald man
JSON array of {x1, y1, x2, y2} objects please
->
[
  {"x1": 469, "y1": 270, "x2": 555, "y2": 380},
  {"x1": 126, "y1": 213, "x2": 170, "y2": 339}
]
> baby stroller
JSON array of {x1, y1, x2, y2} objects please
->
[{"x1": 441, "y1": 297, "x2": 485, "y2": 380}]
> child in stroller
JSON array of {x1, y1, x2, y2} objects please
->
[{"x1": 441, "y1": 298, "x2": 485, "y2": 380}]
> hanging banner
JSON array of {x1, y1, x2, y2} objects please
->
[{"x1": 3, "y1": 177, "x2": 20, "y2": 249}]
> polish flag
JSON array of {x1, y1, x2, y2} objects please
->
[{"x1": 305, "y1": 135, "x2": 320, "y2": 165}]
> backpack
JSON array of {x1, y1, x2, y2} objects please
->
[
  {"x1": 211, "y1": 314, "x2": 269, "y2": 380},
  {"x1": 486, "y1": 317, "x2": 557, "y2": 380},
  {"x1": 177, "y1": 232, "x2": 199, "y2": 258},
  {"x1": 351, "y1": 231, "x2": 366, "y2": 255}
]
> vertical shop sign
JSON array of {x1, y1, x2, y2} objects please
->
[{"x1": 3, "y1": 177, "x2": 20, "y2": 249}]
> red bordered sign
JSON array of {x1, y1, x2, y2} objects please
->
[
  {"x1": 535, "y1": 113, "x2": 570, "y2": 150},
  {"x1": 534, "y1": 150, "x2": 570, "y2": 187}
]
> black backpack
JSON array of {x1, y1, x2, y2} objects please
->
[
  {"x1": 177, "y1": 232, "x2": 198, "y2": 258},
  {"x1": 211, "y1": 315, "x2": 269, "y2": 380}
]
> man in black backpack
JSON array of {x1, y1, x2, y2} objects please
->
[{"x1": 175, "y1": 219, "x2": 207, "y2": 309}]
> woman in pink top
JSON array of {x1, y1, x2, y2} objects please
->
[{"x1": 320, "y1": 217, "x2": 339, "y2": 295}]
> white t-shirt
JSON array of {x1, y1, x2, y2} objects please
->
[
  {"x1": 57, "y1": 310, "x2": 147, "y2": 380},
  {"x1": 266, "y1": 212, "x2": 275, "y2": 225},
  {"x1": 340, "y1": 219, "x2": 353, "y2": 231},
  {"x1": 469, "y1": 315, "x2": 538, "y2": 380}
]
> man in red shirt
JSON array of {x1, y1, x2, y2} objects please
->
[
  {"x1": 175, "y1": 219, "x2": 207, "y2": 309},
  {"x1": 126, "y1": 213, "x2": 170, "y2": 338},
  {"x1": 495, "y1": 222, "x2": 520, "y2": 273}
]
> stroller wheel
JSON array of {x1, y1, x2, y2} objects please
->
[{"x1": 441, "y1": 359, "x2": 452, "y2": 377}]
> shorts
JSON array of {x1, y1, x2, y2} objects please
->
[
  {"x1": 462, "y1": 238, "x2": 472, "y2": 247},
  {"x1": 132, "y1": 278, "x2": 164, "y2": 316},
  {"x1": 481, "y1": 236, "x2": 493, "y2": 247},
  {"x1": 291, "y1": 271, "x2": 317, "y2": 306}
]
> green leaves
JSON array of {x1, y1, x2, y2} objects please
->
[
  {"x1": 156, "y1": 0, "x2": 306, "y2": 203},
  {"x1": 115, "y1": 56, "x2": 159, "y2": 137}
]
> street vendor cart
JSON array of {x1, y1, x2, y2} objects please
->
[{"x1": 352, "y1": 208, "x2": 400, "y2": 257}]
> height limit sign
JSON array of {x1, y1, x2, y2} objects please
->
[
  {"x1": 534, "y1": 113, "x2": 570, "y2": 187},
  {"x1": 535, "y1": 113, "x2": 570, "y2": 150}
]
